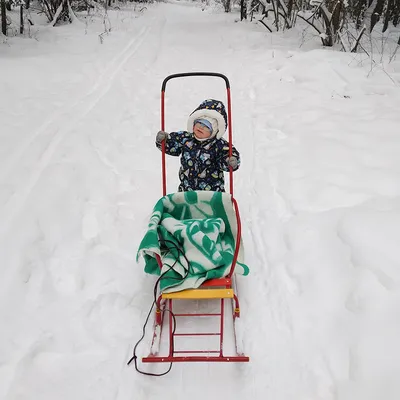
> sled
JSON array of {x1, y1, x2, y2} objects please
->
[{"x1": 142, "y1": 72, "x2": 249, "y2": 363}]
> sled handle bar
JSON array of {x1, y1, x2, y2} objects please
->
[
  {"x1": 160, "y1": 72, "x2": 234, "y2": 197},
  {"x1": 160, "y1": 73, "x2": 240, "y2": 279},
  {"x1": 161, "y1": 72, "x2": 230, "y2": 91}
]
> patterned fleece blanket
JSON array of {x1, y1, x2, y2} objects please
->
[{"x1": 137, "y1": 191, "x2": 249, "y2": 293}]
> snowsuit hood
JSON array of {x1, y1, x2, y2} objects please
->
[{"x1": 187, "y1": 99, "x2": 228, "y2": 140}]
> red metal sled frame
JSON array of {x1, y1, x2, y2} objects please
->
[{"x1": 143, "y1": 73, "x2": 249, "y2": 363}]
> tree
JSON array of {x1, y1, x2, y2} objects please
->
[
  {"x1": 252, "y1": 0, "x2": 399, "y2": 50},
  {"x1": 40, "y1": 0, "x2": 75, "y2": 25},
  {"x1": 1, "y1": 0, "x2": 6, "y2": 35},
  {"x1": 221, "y1": 0, "x2": 232, "y2": 12}
]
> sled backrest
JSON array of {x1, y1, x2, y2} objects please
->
[{"x1": 160, "y1": 72, "x2": 235, "y2": 197}]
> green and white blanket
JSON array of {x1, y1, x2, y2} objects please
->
[{"x1": 137, "y1": 191, "x2": 249, "y2": 293}]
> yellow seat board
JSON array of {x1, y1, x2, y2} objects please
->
[{"x1": 162, "y1": 288, "x2": 234, "y2": 299}]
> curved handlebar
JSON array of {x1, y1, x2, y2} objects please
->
[
  {"x1": 161, "y1": 72, "x2": 234, "y2": 197},
  {"x1": 161, "y1": 72, "x2": 230, "y2": 92}
]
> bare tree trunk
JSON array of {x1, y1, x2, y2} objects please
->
[
  {"x1": 330, "y1": 0, "x2": 344, "y2": 35},
  {"x1": 245, "y1": 0, "x2": 252, "y2": 18},
  {"x1": 1, "y1": 0, "x2": 6, "y2": 35},
  {"x1": 223, "y1": 0, "x2": 231, "y2": 12},
  {"x1": 351, "y1": 25, "x2": 366, "y2": 51},
  {"x1": 363, "y1": 0, "x2": 378, "y2": 32},
  {"x1": 240, "y1": 0, "x2": 246, "y2": 20},
  {"x1": 394, "y1": 1, "x2": 400, "y2": 26},
  {"x1": 20, "y1": 4, "x2": 23, "y2": 34},
  {"x1": 1, "y1": 0, "x2": 7, "y2": 35},
  {"x1": 370, "y1": 0, "x2": 384, "y2": 31},
  {"x1": 287, "y1": 0, "x2": 294, "y2": 17},
  {"x1": 320, "y1": 5, "x2": 334, "y2": 46},
  {"x1": 354, "y1": 0, "x2": 367, "y2": 29},
  {"x1": 49, "y1": 0, "x2": 74, "y2": 26},
  {"x1": 271, "y1": 0, "x2": 279, "y2": 30},
  {"x1": 383, "y1": 0, "x2": 393, "y2": 32}
]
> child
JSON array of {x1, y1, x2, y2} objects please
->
[{"x1": 156, "y1": 99, "x2": 240, "y2": 192}]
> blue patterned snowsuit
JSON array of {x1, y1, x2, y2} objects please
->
[
  {"x1": 156, "y1": 132, "x2": 240, "y2": 192},
  {"x1": 156, "y1": 99, "x2": 240, "y2": 192}
]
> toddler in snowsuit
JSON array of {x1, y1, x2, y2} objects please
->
[{"x1": 156, "y1": 99, "x2": 240, "y2": 192}]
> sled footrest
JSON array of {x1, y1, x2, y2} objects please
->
[
  {"x1": 142, "y1": 355, "x2": 249, "y2": 363},
  {"x1": 162, "y1": 288, "x2": 234, "y2": 300}
]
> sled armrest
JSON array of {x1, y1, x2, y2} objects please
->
[{"x1": 227, "y1": 196, "x2": 241, "y2": 278}]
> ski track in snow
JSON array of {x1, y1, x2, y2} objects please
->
[
  {"x1": 0, "y1": 22, "x2": 154, "y2": 239},
  {"x1": 0, "y1": 25, "x2": 147, "y2": 182}
]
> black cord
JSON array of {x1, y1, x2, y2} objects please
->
[{"x1": 127, "y1": 238, "x2": 191, "y2": 376}]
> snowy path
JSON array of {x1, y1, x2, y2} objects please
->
[
  {"x1": 1, "y1": 3, "x2": 400, "y2": 400},
  {"x1": 0, "y1": 21, "x2": 156, "y2": 237}
]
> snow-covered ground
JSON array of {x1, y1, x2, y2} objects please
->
[{"x1": 1, "y1": 2, "x2": 400, "y2": 399}]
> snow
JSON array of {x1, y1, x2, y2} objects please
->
[{"x1": 1, "y1": 2, "x2": 400, "y2": 399}]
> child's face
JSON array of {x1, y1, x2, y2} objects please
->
[{"x1": 193, "y1": 122, "x2": 212, "y2": 140}]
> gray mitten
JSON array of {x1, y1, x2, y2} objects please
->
[
  {"x1": 156, "y1": 130, "x2": 168, "y2": 144},
  {"x1": 228, "y1": 156, "x2": 238, "y2": 169}
]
